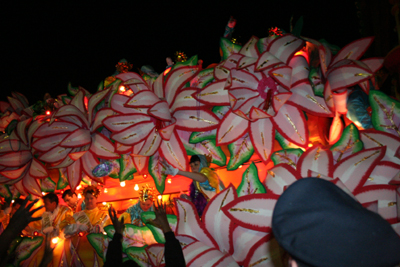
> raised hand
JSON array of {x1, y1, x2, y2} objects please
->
[
  {"x1": 148, "y1": 199, "x2": 172, "y2": 233},
  {"x1": 108, "y1": 206, "x2": 125, "y2": 235},
  {"x1": 10, "y1": 198, "x2": 43, "y2": 233}
]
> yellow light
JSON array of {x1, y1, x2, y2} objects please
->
[
  {"x1": 42, "y1": 192, "x2": 45, "y2": 196},
  {"x1": 51, "y1": 237, "x2": 59, "y2": 244},
  {"x1": 102, "y1": 202, "x2": 106, "y2": 205},
  {"x1": 11, "y1": 200, "x2": 15, "y2": 203},
  {"x1": 77, "y1": 193, "x2": 82, "y2": 199},
  {"x1": 120, "y1": 181, "x2": 126, "y2": 187},
  {"x1": 77, "y1": 185, "x2": 82, "y2": 190},
  {"x1": 103, "y1": 232, "x2": 107, "y2": 235},
  {"x1": 163, "y1": 67, "x2": 171, "y2": 76},
  {"x1": 143, "y1": 174, "x2": 147, "y2": 178},
  {"x1": 134, "y1": 184, "x2": 139, "y2": 191},
  {"x1": 119, "y1": 86, "x2": 126, "y2": 93},
  {"x1": 45, "y1": 110, "x2": 51, "y2": 115},
  {"x1": 158, "y1": 195, "x2": 162, "y2": 200},
  {"x1": 238, "y1": 165, "x2": 243, "y2": 169},
  {"x1": 167, "y1": 179, "x2": 172, "y2": 184},
  {"x1": 308, "y1": 143, "x2": 313, "y2": 147},
  {"x1": 104, "y1": 188, "x2": 108, "y2": 193}
]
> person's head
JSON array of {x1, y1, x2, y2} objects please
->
[
  {"x1": 82, "y1": 186, "x2": 100, "y2": 210},
  {"x1": 11, "y1": 198, "x2": 25, "y2": 217},
  {"x1": 42, "y1": 192, "x2": 59, "y2": 212},
  {"x1": 272, "y1": 178, "x2": 400, "y2": 267},
  {"x1": 189, "y1": 154, "x2": 210, "y2": 173},
  {"x1": 62, "y1": 190, "x2": 78, "y2": 208},
  {"x1": 138, "y1": 185, "x2": 154, "y2": 211}
]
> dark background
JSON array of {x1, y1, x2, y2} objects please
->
[{"x1": 0, "y1": 0, "x2": 396, "y2": 104}]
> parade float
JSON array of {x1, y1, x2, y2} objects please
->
[{"x1": 0, "y1": 22, "x2": 399, "y2": 266}]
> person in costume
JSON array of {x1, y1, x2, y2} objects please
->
[
  {"x1": 121, "y1": 185, "x2": 154, "y2": 227},
  {"x1": 162, "y1": 154, "x2": 224, "y2": 216},
  {"x1": 40, "y1": 193, "x2": 72, "y2": 235},
  {"x1": 60, "y1": 186, "x2": 110, "y2": 267},
  {"x1": 61, "y1": 186, "x2": 109, "y2": 235},
  {"x1": 62, "y1": 189, "x2": 85, "y2": 212}
]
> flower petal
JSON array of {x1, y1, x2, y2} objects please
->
[
  {"x1": 216, "y1": 110, "x2": 249, "y2": 146},
  {"x1": 330, "y1": 37, "x2": 374, "y2": 67},
  {"x1": 264, "y1": 164, "x2": 301, "y2": 195},
  {"x1": 249, "y1": 118, "x2": 274, "y2": 163},
  {"x1": 90, "y1": 133, "x2": 120, "y2": 159},
  {"x1": 334, "y1": 147, "x2": 386, "y2": 193},
  {"x1": 222, "y1": 193, "x2": 278, "y2": 232},
  {"x1": 298, "y1": 145, "x2": 334, "y2": 178},
  {"x1": 193, "y1": 80, "x2": 230, "y2": 106},
  {"x1": 173, "y1": 109, "x2": 220, "y2": 132},
  {"x1": 267, "y1": 34, "x2": 304, "y2": 64}
]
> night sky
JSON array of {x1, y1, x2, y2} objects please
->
[{"x1": 1, "y1": 1, "x2": 360, "y2": 104}]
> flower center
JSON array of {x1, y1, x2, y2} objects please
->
[{"x1": 257, "y1": 76, "x2": 277, "y2": 111}]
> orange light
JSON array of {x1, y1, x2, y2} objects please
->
[
  {"x1": 33, "y1": 231, "x2": 38, "y2": 236},
  {"x1": 134, "y1": 184, "x2": 139, "y2": 191},
  {"x1": 163, "y1": 67, "x2": 171, "y2": 76},
  {"x1": 308, "y1": 143, "x2": 313, "y2": 147},
  {"x1": 77, "y1": 193, "x2": 82, "y2": 199},
  {"x1": 102, "y1": 202, "x2": 106, "y2": 205},
  {"x1": 167, "y1": 179, "x2": 172, "y2": 184},
  {"x1": 238, "y1": 165, "x2": 243, "y2": 169},
  {"x1": 119, "y1": 86, "x2": 126, "y2": 93},
  {"x1": 104, "y1": 188, "x2": 108, "y2": 193},
  {"x1": 78, "y1": 232, "x2": 84, "y2": 237},
  {"x1": 42, "y1": 192, "x2": 46, "y2": 196},
  {"x1": 45, "y1": 110, "x2": 51, "y2": 115},
  {"x1": 77, "y1": 185, "x2": 81, "y2": 190},
  {"x1": 51, "y1": 237, "x2": 59, "y2": 244},
  {"x1": 158, "y1": 195, "x2": 162, "y2": 200},
  {"x1": 143, "y1": 174, "x2": 147, "y2": 178},
  {"x1": 120, "y1": 181, "x2": 126, "y2": 187}
]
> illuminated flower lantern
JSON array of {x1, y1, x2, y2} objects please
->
[
  {"x1": 195, "y1": 34, "x2": 333, "y2": 167},
  {"x1": 32, "y1": 89, "x2": 118, "y2": 191},
  {"x1": 0, "y1": 117, "x2": 46, "y2": 197},
  {"x1": 103, "y1": 56, "x2": 220, "y2": 193}
]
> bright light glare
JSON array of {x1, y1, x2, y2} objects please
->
[
  {"x1": 120, "y1": 181, "x2": 126, "y2": 187},
  {"x1": 134, "y1": 184, "x2": 139, "y2": 191}
]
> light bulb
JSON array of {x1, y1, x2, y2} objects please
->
[
  {"x1": 134, "y1": 184, "x2": 139, "y2": 191},
  {"x1": 238, "y1": 165, "x2": 243, "y2": 168},
  {"x1": 104, "y1": 188, "x2": 108, "y2": 193},
  {"x1": 51, "y1": 237, "x2": 59, "y2": 244},
  {"x1": 77, "y1": 193, "x2": 82, "y2": 199},
  {"x1": 119, "y1": 86, "x2": 126, "y2": 92},
  {"x1": 42, "y1": 192, "x2": 46, "y2": 196},
  {"x1": 102, "y1": 202, "x2": 106, "y2": 205},
  {"x1": 158, "y1": 195, "x2": 162, "y2": 200},
  {"x1": 167, "y1": 179, "x2": 172, "y2": 184},
  {"x1": 120, "y1": 181, "x2": 126, "y2": 187},
  {"x1": 77, "y1": 185, "x2": 82, "y2": 190}
]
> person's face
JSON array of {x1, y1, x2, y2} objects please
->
[
  {"x1": 43, "y1": 198, "x2": 57, "y2": 213},
  {"x1": 85, "y1": 193, "x2": 97, "y2": 210},
  {"x1": 190, "y1": 161, "x2": 201, "y2": 173},
  {"x1": 140, "y1": 199, "x2": 153, "y2": 212},
  {"x1": 10, "y1": 204, "x2": 21, "y2": 217},
  {"x1": 63, "y1": 194, "x2": 78, "y2": 208}
]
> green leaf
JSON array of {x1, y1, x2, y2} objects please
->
[
  {"x1": 275, "y1": 131, "x2": 303, "y2": 149},
  {"x1": 125, "y1": 246, "x2": 149, "y2": 267},
  {"x1": 141, "y1": 212, "x2": 177, "y2": 244},
  {"x1": 220, "y1": 38, "x2": 242, "y2": 61},
  {"x1": 370, "y1": 90, "x2": 400, "y2": 138},
  {"x1": 67, "y1": 83, "x2": 79, "y2": 96},
  {"x1": 227, "y1": 133, "x2": 254, "y2": 170},
  {"x1": 148, "y1": 154, "x2": 167, "y2": 194},
  {"x1": 189, "y1": 68, "x2": 214, "y2": 89},
  {"x1": 184, "y1": 139, "x2": 226, "y2": 166},
  {"x1": 87, "y1": 233, "x2": 109, "y2": 260},
  {"x1": 237, "y1": 162, "x2": 266, "y2": 197},
  {"x1": 120, "y1": 154, "x2": 137, "y2": 182},
  {"x1": 330, "y1": 123, "x2": 363, "y2": 164},
  {"x1": 271, "y1": 148, "x2": 303, "y2": 168},
  {"x1": 57, "y1": 169, "x2": 69, "y2": 190},
  {"x1": 14, "y1": 236, "x2": 43, "y2": 266},
  {"x1": 257, "y1": 37, "x2": 268, "y2": 53},
  {"x1": 172, "y1": 55, "x2": 198, "y2": 70}
]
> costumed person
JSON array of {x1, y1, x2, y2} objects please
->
[
  {"x1": 60, "y1": 186, "x2": 110, "y2": 267},
  {"x1": 25, "y1": 193, "x2": 73, "y2": 267},
  {"x1": 162, "y1": 154, "x2": 224, "y2": 216},
  {"x1": 40, "y1": 193, "x2": 72, "y2": 235},
  {"x1": 121, "y1": 185, "x2": 154, "y2": 227},
  {"x1": 62, "y1": 189, "x2": 85, "y2": 212},
  {"x1": 272, "y1": 178, "x2": 400, "y2": 267}
]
